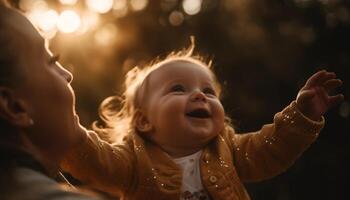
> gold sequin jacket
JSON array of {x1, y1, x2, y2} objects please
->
[{"x1": 62, "y1": 101, "x2": 324, "y2": 199}]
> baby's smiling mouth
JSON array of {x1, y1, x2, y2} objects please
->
[{"x1": 186, "y1": 108, "x2": 211, "y2": 119}]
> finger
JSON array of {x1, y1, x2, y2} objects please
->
[
  {"x1": 305, "y1": 70, "x2": 336, "y2": 88},
  {"x1": 297, "y1": 90, "x2": 315, "y2": 103},
  {"x1": 328, "y1": 94, "x2": 345, "y2": 108},
  {"x1": 323, "y1": 79, "x2": 343, "y2": 92},
  {"x1": 305, "y1": 70, "x2": 327, "y2": 87}
]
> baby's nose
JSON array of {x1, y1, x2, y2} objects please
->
[{"x1": 191, "y1": 90, "x2": 207, "y2": 102}]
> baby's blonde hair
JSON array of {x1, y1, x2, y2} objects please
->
[{"x1": 93, "y1": 38, "x2": 233, "y2": 143}]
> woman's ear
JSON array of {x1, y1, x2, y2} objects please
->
[
  {"x1": 0, "y1": 87, "x2": 33, "y2": 128},
  {"x1": 134, "y1": 110, "x2": 153, "y2": 133}
]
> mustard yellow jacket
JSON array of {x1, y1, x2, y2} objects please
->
[{"x1": 62, "y1": 101, "x2": 324, "y2": 200}]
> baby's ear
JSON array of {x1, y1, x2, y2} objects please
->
[
  {"x1": 134, "y1": 110, "x2": 153, "y2": 133},
  {"x1": 0, "y1": 87, "x2": 32, "y2": 128}
]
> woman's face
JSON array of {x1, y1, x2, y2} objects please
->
[{"x1": 12, "y1": 14, "x2": 84, "y2": 157}]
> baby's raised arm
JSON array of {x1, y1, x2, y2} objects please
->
[
  {"x1": 61, "y1": 125, "x2": 136, "y2": 197},
  {"x1": 227, "y1": 70, "x2": 343, "y2": 182}
]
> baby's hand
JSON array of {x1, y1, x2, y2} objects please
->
[{"x1": 296, "y1": 70, "x2": 344, "y2": 121}]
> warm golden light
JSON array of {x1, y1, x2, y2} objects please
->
[
  {"x1": 59, "y1": 0, "x2": 78, "y2": 5},
  {"x1": 40, "y1": 29, "x2": 58, "y2": 39},
  {"x1": 57, "y1": 10, "x2": 81, "y2": 33},
  {"x1": 113, "y1": 0, "x2": 128, "y2": 18},
  {"x1": 130, "y1": 0, "x2": 148, "y2": 11},
  {"x1": 94, "y1": 23, "x2": 118, "y2": 46},
  {"x1": 113, "y1": 0, "x2": 127, "y2": 10},
  {"x1": 169, "y1": 10, "x2": 184, "y2": 26},
  {"x1": 38, "y1": 10, "x2": 59, "y2": 32},
  {"x1": 19, "y1": 0, "x2": 34, "y2": 11},
  {"x1": 20, "y1": 0, "x2": 47, "y2": 12},
  {"x1": 182, "y1": 0, "x2": 202, "y2": 15},
  {"x1": 86, "y1": 0, "x2": 114, "y2": 14},
  {"x1": 113, "y1": 8, "x2": 128, "y2": 18},
  {"x1": 24, "y1": 0, "x2": 48, "y2": 26},
  {"x1": 77, "y1": 11, "x2": 100, "y2": 34}
]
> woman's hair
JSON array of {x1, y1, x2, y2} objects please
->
[
  {"x1": 0, "y1": 4, "x2": 24, "y2": 87},
  {"x1": 0, "y1": 4, "x2": 26, "y2": 134},
  {"x1": 0, "y1": 3, "x2": 27, "y2": 170},
  {"x1": 93, "y1": 38, "x2": 235, "y2": 143}
]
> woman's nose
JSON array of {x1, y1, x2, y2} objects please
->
[
  {"x1": 63, "y1": 69, "x2": 73, "y2": 83},
  {"x1": 57, "y1": 63, "x2": 73, "y2": 83},
  {"x1": 191, "y1": 90, "x2": 207, "y2": 102}
]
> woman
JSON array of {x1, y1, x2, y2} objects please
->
[{"x1": 0, "y1": 2, "x2": 101, "y2": 199}]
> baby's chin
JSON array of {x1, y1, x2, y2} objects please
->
[
  {"x1": 187, "y1": 130, "x2": 219, "y2": 146},
  {"x1": 190, "y1": 126, "x2": 219, "y2": 136}
]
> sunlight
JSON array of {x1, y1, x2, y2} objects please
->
[
  {"x1": 182, "y1": 0, "x2": 202, "y2": 15},
  {"x1": 59, "y1": 0, "x2": 78, "y2": 5},
  {"x1": 130, "y1": 0, "x2": 148, "y2": 11},
  {"x1": 86, "y1": 0, "x2": 114, "y2": 14},
  {"x1": 38, "y1": 10, "x2": 59, "y2": 32},
  {"x1": 57, "y1": 10, "x2": 81, "y2": 33}
]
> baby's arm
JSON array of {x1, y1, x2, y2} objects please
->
[
  {"x1": 228, "y1": 70, "x2": 343, "y2": 182},
  {"x1": 61, "y1": 125, "x2": 136, "y2": 197}
]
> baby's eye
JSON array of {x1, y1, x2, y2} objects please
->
[
  {"x1": 170, "y1": 84, "x2": 185, "y2": 93},
  {"x1": 203, "y1": 87, "x2": 217, "y2": 96}
]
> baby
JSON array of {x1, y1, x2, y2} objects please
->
[{"x1": 62, "y1": 46, "x2": 344, "y2": 200}]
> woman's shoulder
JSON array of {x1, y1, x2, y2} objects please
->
[{"x1": 1, "y1": 167, "x2": 102, "y2": 200}]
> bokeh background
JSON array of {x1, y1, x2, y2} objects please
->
[{"x1": 11, "y1": 0, "x2": 350, "y2": 199}]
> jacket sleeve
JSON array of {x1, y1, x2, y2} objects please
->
[
  {"x1": 61, "y1": 130, "x2": 136, "y2": 196},
  {"x1": 228, "y1": 101, "x2": 324, "y2": 182}
]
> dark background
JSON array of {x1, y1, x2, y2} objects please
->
[{"x1": 16, "y1": 0, "x2": 350, "y2": 199}]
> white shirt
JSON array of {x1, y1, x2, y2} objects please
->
[{"x1": 172, "y1": 150, "x2": 211, "y2": 200}]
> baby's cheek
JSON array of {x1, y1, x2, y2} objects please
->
[
  {"x1": 163, "y1": 97, "x2": 186, "y2": 112},
  {"x1": 214, "y1": 99, "x2": 225, "y2": 113},
  {"x1": 156, "y1": 98, "x2": 185, "y2": 124},
  {"x1": 214, "y1": 101, "x2": 225, "y2": 128}
]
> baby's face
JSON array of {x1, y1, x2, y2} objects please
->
[{"x1": 141, "y1": 60, "x2": 225, "y2": 156}]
